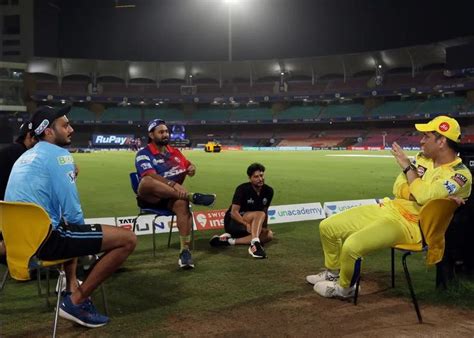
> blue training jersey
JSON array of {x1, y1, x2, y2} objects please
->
[{"x1": 5, "y1": 141, "x2": 84, "y2": 228}]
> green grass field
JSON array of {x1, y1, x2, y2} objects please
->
[{"x1": 1, "y1": 150, "x2": 473, "y2": 336}]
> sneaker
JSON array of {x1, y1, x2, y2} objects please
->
[
  {"x1": 59, "y1": 295, "x2": 109, "y2": 328},
  {"x1": 178, "y1": 249, "x2": 195, "y2": 269},
  {"x1": 248, "y1": 241, "x2": 266, "y2": 259},
  {"x1": 313, "y1": 280, "x2": 357, "y2": 299},
  {"x1": 305, "y1": 270, "x2": 339, "y2": 285},
  {"x1": 191, "y1": 193, "x2": 216, "y2": 206},
  {"x1": 209, "y1": 233, "x2": 231, "y2": 247}
]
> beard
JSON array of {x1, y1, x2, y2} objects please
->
[
  {"x1": 55, "y1": 135, "x2": 72, "y2": 147},
  {"x1": 155, "y1": 138, "x2": 169, "y2": 146}
]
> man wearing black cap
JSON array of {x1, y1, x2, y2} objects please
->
[
  {"x1": 0, "y1": 121, "x2": 37, "y2": 263},
  {"x1": 5, "y1": 105, "x2": 137, "y2": 328},
  {"x1": 135, "y1": 118, "x2": 216, "y2": 269}
]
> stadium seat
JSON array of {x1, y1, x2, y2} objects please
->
[
  {"x1": 353, "y1": 198, "x2": 458, "y2": 323},
  {"x1": 129, "y1": 172, "x2": 195, "y2": 255}
]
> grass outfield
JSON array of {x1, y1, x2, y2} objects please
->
[{"x1": 1, "y1": 150, "x2": 473, "y2": 335}]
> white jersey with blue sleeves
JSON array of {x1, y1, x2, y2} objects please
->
[{"x1": 5, "y1": 141, "x2": 84, "y2": 229}]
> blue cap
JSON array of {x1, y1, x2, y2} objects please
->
[{"x1": 147, "y1": 118, "x2": 166, "y2": 132}]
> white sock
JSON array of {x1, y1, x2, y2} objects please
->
[
  {"x1": 228, "y1": 238, "x2": 236, "y2": 245},
  {"x1": 251, "y1": 237, "x2": 260, "y2": 245}
]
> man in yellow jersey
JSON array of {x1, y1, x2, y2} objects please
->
[{"x1": 306, "y1": 116, "x2": 472, "y2": 299}]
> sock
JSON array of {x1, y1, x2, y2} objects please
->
[
  {"x1": 228, "y1": 238, "x2": 236, "y2": 245},
  {"x1": 180, "y1": 235, "x2": 191, "y2": 251},
  {"x1": 251, "y1": 237, "x2": 260, "y2": 245}
]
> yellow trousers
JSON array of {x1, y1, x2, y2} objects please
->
[{"x1": 319, "y1": 203, "x2": 420, "y2": 288}]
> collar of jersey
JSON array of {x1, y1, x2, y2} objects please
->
[{"x1": 148, "y1": 142, "x2": 171, "y2": 156}]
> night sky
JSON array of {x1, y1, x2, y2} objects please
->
[{"x1": 34, "y1": 0, "x2": 474, "y2": 61}]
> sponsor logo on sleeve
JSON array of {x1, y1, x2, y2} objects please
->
[
  {"x1": 452, "y1": 173, "x2": 468, "y2": 187},
  {"x1": 18, "y1": 153, "x2": 37, "y2": 165},
  {"x1": 141, "y1": 163, "x2": 153, "y2": 170},
  {"x1": 443, "y1": 180, "x2": 457, "y2": 195},
  {"x1": 57, "y1": 155, "x2": 74, "y2": 165},
  {"x1": 262, "y1": 198, "x2": 268, "y2": 205},
  {"x1": 67, "y1": 170, "x2": 77, "y2": 183},
  {"x1": 153, "y1": 158, "x2": 165, "y2": 165},
  {"x1": 136, "y1": 155, "x2": 150, "y2": 162}
]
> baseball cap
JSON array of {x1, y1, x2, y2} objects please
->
[
  {"x1": 147, "y1": 118, "x2": 166, "y2": 132},
  {"x1": 15, "y1": 120, "x2": 33, "y2": 142},
  {"x1": 415, "y1": 115, "x2": 461, "y2": 143},
  {"x1": 31, "y1": 105, "x2": 71, "y2": 136}
]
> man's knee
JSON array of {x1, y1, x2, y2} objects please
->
[
  {"x1": 319, "y1": 218, "x2": 332, "y2": 237},
  {"x1": 137, "y1": 176, "x2": 155, "y2": 196},
  {"x1": 341, "y1": 236, "x2": 363, "y2": 260},
  {"x1": 125, "y1": 231, "x2": 137, "y2": 252}
]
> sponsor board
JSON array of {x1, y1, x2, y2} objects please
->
[
  {"x1": 193, "y1": 209, "x2": 227, "y2": 230},
  {"x1": 84, "y1": 217, "x2": 116, "y2": 226},
  {"x1": 115, "y1": 215, "x2": 176, "y2": 235},
  {"x1": 92, "y1": 134, "x2": 134, "y2": 146},
  {"x1": 323, "y1": 199, "x2": 378, "y2": 217},
  {"x1": 267, "y1": 203, "x2": 325, "y2": 224}
]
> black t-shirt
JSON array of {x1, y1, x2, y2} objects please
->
[
  {"x1": 225, "y1": 182, "x2": 274, "y2": 217},
  {"x1": 0, "y1": 142, "x2": 27, "y2": 199}
]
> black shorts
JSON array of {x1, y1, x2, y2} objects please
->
[
  {"x1": 224, "y1": 213, "x2": 250, "y2": 238},
  {"x1": 37, "y1": 223, "x2": 103, "y2": 261},
  {"x1": 137, "y1": 197, "x2": 171, "y2": 210}
]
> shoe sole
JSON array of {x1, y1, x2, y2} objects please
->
[
  {"x1": 248, "y1": 247, "x2": 266, "y2": 259},
  {"x1": 178, "y1": 259, "x2": 195, "y2": 269},
  {"x1": 59, "y1": 308, "x2": 108, "y2": 328}
]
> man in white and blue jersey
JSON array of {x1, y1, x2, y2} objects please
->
[{"x1": 5, "y1": 105, "x2": 137, "y2": 328}]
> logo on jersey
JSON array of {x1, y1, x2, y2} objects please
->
[
  {"x1": 18, "y1": 153, "x2": 37, "y2": 165},
  {"x1": 174, "y1": 156, "x2": 181, "y2": 163},
  {"x1": 416, "y1": 165, "x2": 427, "y2": 177},
  {"x1": 141, "y1": 163, "x2": 152, "y2": 170},
  {"x1": 57, "y1": 155, "x2": 74, "y2": 165},
  {"x1": 443, "y1": 180, "x2": 457, "y2": 195},
  {"x1": 136, "y1": 155, "x2": 150, "y2": 162},
  {"x1": 452, "y1": 173, "x2": 468, "y2": 187},
  {"x1": 153, "y1": 158, "x2": 165, "y2": 165},
  {"x1": 163, "y1": 166, "x2": 186, "y2": 178},
  {"x1": 247, "y1": 198, "x2": 254, "y2": 204},
  {"x1": 263, "y1": 198, "x2": 268, "y2": 205},
  {"x1": 67, "y1": 170, "x2": 76, "y2": 183}
]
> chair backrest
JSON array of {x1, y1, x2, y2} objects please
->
[
  {"x1": 418, "y1": 198, "x2": 458, "y2": 265},
  {"x1": 129, "y1": 172, "x2": 140, "y2": 194},
  {"x1": 0, "y1": 201, "x2": 52, "y2": 280}
]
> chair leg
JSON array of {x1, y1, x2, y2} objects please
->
[
  {"x1": 402, "y1": 251, "x2": 423, "y2": 324},
  {"x1": 391, "y1": 248, "x2": 395, "y2": 288},
  {"x1": 167, "y1": 215, "x2": 174, "y2": 248},
  {"x1": 53, "y1": 270, "x2": 65, "y2": 338},
  {"x1": 100, "y1": 284, "x2": 109, "y2": 316},
  {"x1": 0, "y1": 268, "x2": 8, "y2": 291},
  {"x1": 352, "y1": 258, "x2": 362, "y2": 305},
  {"x1": 132, "y1": 215, "x2": 138, "y2": 232},
  {"x1": 152, "y1": 215, "x2": 157, "y2": 257},
  {"x1": 189, "y1": 205, "x2": 195, "y2": 250}
]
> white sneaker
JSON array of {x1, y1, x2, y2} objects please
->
[
  {"x1": 313, "y1": 280, "x2": 357, "y2": 299},
  {"x1": 306, "y1": 270, "x2": 339, "y2": 285}
]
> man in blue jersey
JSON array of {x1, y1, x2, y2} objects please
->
[
  {"x1": 5, "y1": 105, "x2": 137, "y2": 328},
  {"x1": 135, "y1": 118, "x2": 216, "y2": 269}
]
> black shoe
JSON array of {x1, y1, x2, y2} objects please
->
[
  {"x1": 209, "y1": 234, "x2": 231, "y2": 247},
  {"x1": 248, "y1": 241, "x2": 266, "y2": 259},
  {"x1": 191, "y1": 193, "x2": 216, "y2": 207}
]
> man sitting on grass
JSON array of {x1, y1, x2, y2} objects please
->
[{"x1": 210, "y1": 163, "x2": 274, "y2": 259}]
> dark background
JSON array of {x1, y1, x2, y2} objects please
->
[{"x1": 34, "y1": 0, "x2": 474, "y2": 61}]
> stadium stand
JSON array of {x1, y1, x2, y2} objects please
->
[
  {"x1": 320, "y1": 103, "x2": 365, "y2": 118},
  {"x1": 276, "y1": 106, "x2": 322, "y2": 120},
  {"x1": 416, "y1": 97, "x2": 467, "y2": 114},
  {"x1": 68, "y1": 107, "x2": 97, "y2": 121},
  {"x1": 371, "y1": 100, "x2": 422, "y2": 117}
]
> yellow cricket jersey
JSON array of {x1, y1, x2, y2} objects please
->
[{"x1": 389, "y1": 152, "x2": 472, "y2": 223}]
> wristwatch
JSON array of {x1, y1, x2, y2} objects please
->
[{"x1": 403, "y1": 163, "x2": 417, "y2": 174}]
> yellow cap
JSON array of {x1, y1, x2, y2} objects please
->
[{"x1": 415, "y1": 115, "x2": 461, "y2": 143}]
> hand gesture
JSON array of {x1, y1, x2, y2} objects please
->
[{"x1": 391, "y1": 142, "x2": 411, "y2": 170}]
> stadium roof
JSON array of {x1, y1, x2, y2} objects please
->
[{"x1": 27, "y1": 37, "x2": 472, "y2": 84}]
